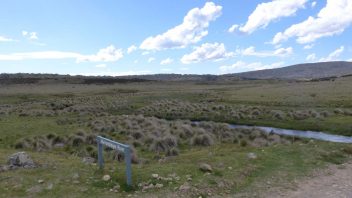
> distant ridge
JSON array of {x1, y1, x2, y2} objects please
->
[
  {"x1": 226, "y1": 61, "x2": 352, "y2": 80},
  {"x1": 1, "y1": 61, "x2": 352, "y2": 83}
]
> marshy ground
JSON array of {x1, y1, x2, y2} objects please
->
[{"x1": 1, "y1": 76, "x2": 352, "y2": 197}]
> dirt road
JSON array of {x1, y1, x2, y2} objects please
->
[{"x1": 270, "y1": 162, "x2": 352, "y2": 198}]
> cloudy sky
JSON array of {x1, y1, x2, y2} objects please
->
[{"x1": 0, "y1": 0, "x2": 351, "y2": 76}]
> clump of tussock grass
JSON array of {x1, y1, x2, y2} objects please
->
[
  {"x1": 69, "y1": 135, "x2": 85, "y2": 147},
  {"x1": 334, "y1": 108, "x2": 344, "y2": 114},
  {"x1": 52, "y1": 136, "x2": 66, "y2": 145},
  {"x1": 110, "y1": 147, "x2": 139, "y2": 164},
  {"x1": 75, "y1": 129, "x2": 87, "y2": 137},
  {"x1": 131, "y1": 131, "x2": 144, "y2": 140},
  {"x1": 308, "y1": 110, "x2": 320, "y2": 118},
  {"x1": 239, "y1": 139, "x2": 248, "y2": 147},
  {"x1": 292, "y1": 111, "x2": 310, "y2": 120},
  {"x1": 270, "y1": 110, "x2": 285, "y2": 120},
  {"x1": 344, "y1": 109, "x2": 352, "y2": 116},
  {"x1": 14, "y1": 138, "x2": 33, "y2": 149},
  {"x1": 320, "y1": 110, "x2": 331, "y2": 117},
  {"x1": 149, "y1": 134, "x2": 178, "y2": 153},
  {"x1": 18, "y1": 113, "x2": 297, "y2": 160},
  {"x1": 166, "y1": 147, "x2": 179, "y2": 156},
  {"x1": 46, "y1": 133, "x2": 57, "y2": 140},
  {"x1": 190, "y1": 133, "x2": 214, "y2": 146}
]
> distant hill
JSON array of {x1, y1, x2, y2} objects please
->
[
  {"x1": 1, "y1": 61, "x2": 352, "y2": 84},
  {"x1": 226, "y1": 61, "x2": 352, "y2": 80}
]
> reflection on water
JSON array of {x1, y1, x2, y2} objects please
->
[{"x1": 229, "y1": 125, "x2": 352, "y2": 143}]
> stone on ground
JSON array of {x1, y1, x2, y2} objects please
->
[
  {"x1": 8, "y1": 152, "x2": 36, "y2": 168},
  {"x1": 199, "y1": 163, "x2": 213, "y2": 172},
  {"x1": 247, "y1": 152, "x2": 257, "y2": 160},
  {"x1": 102, "y1": 175, "x2": 111, "y2": 181}
]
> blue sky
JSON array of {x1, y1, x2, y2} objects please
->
[{"x1": 0, "y1": 0, "x2": 351, "y2": 76}]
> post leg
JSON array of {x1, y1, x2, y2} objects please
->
[
  {"x1": 125, "y1": 147, "x2": 132, "y2": 186},
  {"x1": 98, "y1": 142, "x2": 104, "y2": 169}
]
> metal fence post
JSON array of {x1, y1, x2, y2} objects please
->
[
  {"x1": 97, "y1": 140, "x2": 104, "y2": 169},
  {"x1": 125, "y1": 146, "x2": 132, "y2": 186}
]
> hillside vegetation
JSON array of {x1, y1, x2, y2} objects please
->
[{"x1": 2, "y1": 61, "x2": 352, "y2": 83}]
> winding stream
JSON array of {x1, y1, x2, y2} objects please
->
[{"x1": 228, "y1": 124, "x2": 352, "y2": 143}]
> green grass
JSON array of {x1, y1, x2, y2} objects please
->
[
  {"x1": 0, "y1": 142, "x2": 349, "y2": 197},
  {"x1": 1, "y1": 78, "x2": 352, "y2": 196},
  {"x1": 0, "y1": 115, "x2": 87, "y2": 149}
]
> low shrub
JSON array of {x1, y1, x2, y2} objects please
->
[{"x1": 190, "y1": 133, "x2": 214, "y2": 146}]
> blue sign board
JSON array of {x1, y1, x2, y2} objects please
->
[{"x1": 96, "y1": 136, "x2": 132, "y2": 186}]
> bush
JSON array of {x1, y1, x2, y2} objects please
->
[
  {"x1": 131, "y1": 131, "x2": 144, "y2": 140},
  {"x1": 46, "y1": 133, "x2": 57, "y2": 140},
  {"x1": 190, "y1": 133, "x2": 214, "y2": 146},
  {"x1": 166, "y1": 147, "x2": 179, "y2": 156},
  {"x1": 320, "y1": 110, "x2": 330, "y2": 117},
  {"x1": 149, "y1": 138, "x2": 167, "y2": 152},
  {"x1": 163, "y1": 135, "x2": 178, "y2": 148},
  {"x1": 343, "y1": 146, "x2": 352, "y2": 155},
  {"x1": 70, "y1": 136, "x2": 85, "y2": 147},
  {"x1": 334, "y1": 108, "x2": 344, "y2": 114},
  {"x1": 52, "y1": 136, "x2": 65, "y2": 145},
  {"x1": 85, "y1": 134, "x2": 96, "y2": 144},
  {"x1": 132, "y1": 140, "x2": 142, "y2": 148},
  {"x1": 75, "y1": 129, "x2": 87, "y2": 137},
  {"x1": 240, "y1": 139, "x2": 248, "y2": 147}
]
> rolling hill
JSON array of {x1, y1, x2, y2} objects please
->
[
  {"x1": 1, "y1": 61, "x2": 352, "y2": 84},
  {"x1": 227, "y1": 61, "x2": 352, "y2": 80}
]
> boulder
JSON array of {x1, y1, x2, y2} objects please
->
[
  {"x1": 179, "y1": 182, "x2": 191, "y2": 192},
  {"x1": 199, "y1": 163, "x2": 213, "y2": 173},
  {"x1": 82, "y1": 157, "x2": 95, "y2": 164},
  {"x1": 247, "y1": 152, "x2": 257, "y2": 160},
  {"x1": 7, "y1": 152, "x2": 36, "y2": 168},
  {"x1": 102, "y1": 175, "x2": 111, "y2": 181},
  {"x1": 151, "y1": 173, "x2": 159, "y2": 179},
  {"x1": 155, "y1": 183, "x2": 163, "y2": 188}
]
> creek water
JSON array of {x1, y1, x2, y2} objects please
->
[{"x1": 228, "y1": 124, "x2": 352, "y2": 143}]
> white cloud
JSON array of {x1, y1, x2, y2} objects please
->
[
  {"x1": 95, "y1": 64, "x2": 107, "y2": 68},
  {"x1": 220, "y1": 61, "x2": 284, "y2": 73},
  {"x1": 0, "y1": 36, "x2": 14, "y2": 42},
  {"x1": 77, "y1": 45, "x2": 123, "y2": 62},
  {"x1": 231, "y1": 0, "x2": 308, "y2": 34},
  {"x1": 148, "y1": 57, "x2": 155, "y2": 63},
  {"x1": 160, "y1": 58, "x2": 173, "y2": 65},
  {"x1": 181, "y1": 42, "x2": 234, "y2": 64},
  {"x1": 29, "y1": 32, "x2": 38, "y2": 40},
  {"x1": 272, "y1": 0, "x2": 352, "y2": 44},
  {"x1": 22, "y1": 31, "x2": 28, "y2": 36},
  {"x1": 22, "y1": 31, "x2": 38, "y2": 40},
  {"x1": 311, "y1": 1, "x2": 317, "y2": 8},
  {"x1": 127, "y1": 45, "x2": 137, "y2": 54},
  {"x1": 140, "y1": 2, "x2": 222, "y2": 50},
  {"x1": 319, "y1": 46, "x2": 344, "y2": 62},
  {"x1": 303, "y1": 44, "x2": 314, "y2": 49},
  {"x1": 0, "y1": 51, "x2": 81, "y2": 61},
  {"x1": 239, "y1": 46, "x2": 293, "y2": 57},
  {"x1": 141, "y1": 51, "x2": 150, "y2": 56},
  {"x1": 0, "y1": 45, "x2": 123, "y2": 63},
  {"x1": 306, "y1": 53, "x2": 316, "y2": 61},
  {"x1": 228, "y1": 24, "x2": 239, "y2": 33}
]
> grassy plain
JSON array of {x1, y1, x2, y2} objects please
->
[{"x1": 0, "y1": 76, "x2": 352, "y2": 197}]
